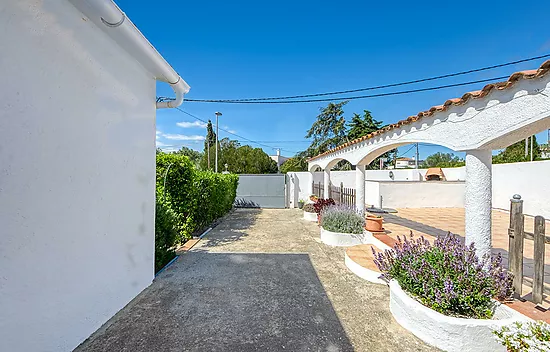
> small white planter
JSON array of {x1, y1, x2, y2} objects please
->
[
  {"x1": 344, "y1": 251, "x2": 385, "y2": 284},
  {"x1": 303, "y1": 211, "x2": 317, "y2": 222},
  {"x1": 389, "y1": 280, "x2": 530, "y2": 352},
  {"x1": 320, "y1": 227, "x2": 363, "y2": 247}
]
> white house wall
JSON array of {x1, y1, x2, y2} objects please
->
[{"x1": 0, "y1": 2, "x2": 156, "y2": 351}]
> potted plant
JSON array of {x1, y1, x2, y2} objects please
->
[
  {"x1": 365, "y1": 213, "x2": 384, "y2": 232},
  {"x1": 372, "y1": 233, "x2": 521, "y2": 352},
  {"x1": 298, "y1": 199, "x2": 305, "y2": 209},
  {"x1": 313, "y1": 198, "x2": 336, "y2": 223},
  {"x1": 319, "y1": 205, "x2": 365, "y2": 246},
  {"x1": 494, "y1": 320, "x2": 550, "y2": 351},
  {"x1": 302, "y1": 203, "x2": 317, "y2": 222}
]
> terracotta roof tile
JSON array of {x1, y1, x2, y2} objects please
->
[{"x1": 308, "y1": 60, "x2": 550, "y2": 162}]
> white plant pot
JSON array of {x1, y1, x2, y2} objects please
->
[
  {"x1": 389, "y1": 280, "x2": 530, "y2": 352},
  {"x1": 303, "y1": 211, "x2": 317, "y2": 222},
  {"x1": 320, "y1": 227, "x2": 363, "y2": 247}
]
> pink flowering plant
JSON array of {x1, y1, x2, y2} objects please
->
[{"x1": 372, "y1": 232, "x2": 513, "y2": 319}]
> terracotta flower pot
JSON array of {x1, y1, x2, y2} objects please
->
[{"x1": 365, "y1": 215, "x2": 384, "y2": 232}]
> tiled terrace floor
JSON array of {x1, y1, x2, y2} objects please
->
[{"x1": 377, "y1": 208, "x2": 550, "y2": 307}]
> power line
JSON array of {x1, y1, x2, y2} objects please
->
[
  {"x1": 397, "y1": 144, "x2": 416, "y2": 158},
  {"x1": 182, "y1": 53, "x2": 550, "y2": 102},
  {"x1": 183, "y1": 75, "x2": 510, "y2": 104},
  {"x1": 173, "y1": 108, "x2": 300, "y2": 154}
]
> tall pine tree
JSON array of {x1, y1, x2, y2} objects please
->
[{"x1": 200, "y1": 120, "x2": 217, "y2": 170}]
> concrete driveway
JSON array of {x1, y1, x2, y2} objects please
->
[{"x1": 76, "y1": 209, "x2": 436, "y2": 351}]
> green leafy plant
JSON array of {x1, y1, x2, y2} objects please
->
[
  {"x1": 373, "y1": 233, "x2": 513, "y2": 319},
  {"x1": 156, "y1": 153, "x2": 238, "y2": 242},
  {"x1": 303, "y1": 203, "x2": 316, "y2": 213},
  {"x1": 155, "y1": 198, "x2": 178, "y2": 273},
  {"x1": 320, "y1": 205, "x2": 365, "y2": 234},
  {"x1": 494, "y1": 321, "x2": 550, "y2": 351}
]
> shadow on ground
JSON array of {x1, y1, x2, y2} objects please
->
[
  {"x1": 76, "y1": 252, "x2": 353, "y2": 352},
  {"x1": 194, "y1": 209, "x2": 261, "y2": 249}
]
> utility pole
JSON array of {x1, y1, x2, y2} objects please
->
[
  {"x1": 525, "y1": 138, "x2": 529, "y2": 157},
  {"x1": 415, "y1": 143, "x2": 419, "y2": 169},
  {"x1": 215, "y1": 111, "x2": 222, "y2": 172}
]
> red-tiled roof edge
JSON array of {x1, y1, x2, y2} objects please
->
[{"x1": 308, "y1": 60, "x2": 550, "y2": 162}]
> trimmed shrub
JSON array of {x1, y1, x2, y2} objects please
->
[
  {"x1": 320, "y1": 205, "x2": 365, "y2": 234},
  {"x1": 156, "y1": 153, "x2": 239, "y2": 242},
  {"x1": 494, "y1": 320, "x2": 550, "y2": 351},
  {"x1": 303, "y1": 203, "x2": 316, "y2": 213},
  {"x1": 155, "y1": 198, "x2": 178, "y2": 273},
  {"x1": 373, "y1": 233, "x2": 513, "y2": 319}
]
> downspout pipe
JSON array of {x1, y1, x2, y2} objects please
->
[{"x1": 69, "y1": 0, "x2": 190, "y2": 109}]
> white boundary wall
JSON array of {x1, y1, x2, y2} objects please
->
[
  {"x1": 0, "y1": 2, "x2": 156, "y2": 351},
  {"x1": 289, "y1": 160, "x2": 550, "y2": 218}
]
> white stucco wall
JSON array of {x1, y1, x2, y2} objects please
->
[
  {"x1": 0, "y1": 2, "x2": 156, "y2": 351},
  {"x1": 379, "y1": 181, "x2": 465, "y2": 208},
  {"x1": 492, "y1": 160, "x2": 550, "y2": 217},
  {"x1": 290, "y1": 161, "x2": 550, "y2": 217}
]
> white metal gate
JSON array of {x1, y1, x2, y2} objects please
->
[{"x1": 235, "y1": 174, "x2": 287, "y2": 208}]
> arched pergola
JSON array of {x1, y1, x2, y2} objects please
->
[{"x1": 308, "y1": 60, "x2": 550, "y2": 258}]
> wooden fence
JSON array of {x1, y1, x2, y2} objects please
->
[
  {"x1": 508, "y1": 194, "x2": 547, "y2": 304},
  {"x1": 329, "y1": 182, "x2": 356, "y2": 207},
  {"x1": 311, "y1": 182, "x2": 356, "y2": 207},
  {"x1": 312, "y1": 181, "x2": 324, "y2": 199}
]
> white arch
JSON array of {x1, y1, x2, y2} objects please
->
[{"x1": 307, "y1": 65, "x2": 550, "y2": 259}]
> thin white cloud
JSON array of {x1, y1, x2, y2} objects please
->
[
  {"x1": 163, "y1": 134, "x2": 205, "y2": 141},
  {"x1": 227, "y1": 129, "x2": 237, "y2": 134},
  {"x1": 156, "y1": 140, "x2": 168, "y2": 147},
  {"x1": 156, "y1": 130, "x2": 161, "y2": 139},
  {"x1": 176, "y1": 121, "x2": 207, "y2": 129}
]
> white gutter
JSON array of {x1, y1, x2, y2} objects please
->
[{"x1": 68, "y1": 0, "x2": 190, "y2": 109}]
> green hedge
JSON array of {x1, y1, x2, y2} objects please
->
[
  {"x1": 156, "y1": 153, "x2": 239, "y2": 243},
  {"x1": 155, "y1": 198, "x2": 178, "y2": 273}
]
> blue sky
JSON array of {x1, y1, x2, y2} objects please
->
[{"x1": 117, "y1": 0, "x2": 550, "y2": 159}]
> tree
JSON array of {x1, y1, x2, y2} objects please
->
[
  {"x1": 423, "y1": 152, "x2": 465, "y2": 168},
  {"x1": 305, "y1": 102, "x2": 349, "y2": 157},
  {"x1": 173, "y1": 146, "x2": 202, "y2": 168},
  {"x1": 347, "y1": 110, "x2": 383, "y2": 140},
  {"x1": 200, "y1": 120, "x2": 217, "y2": 170},
  {"x1": 280, "y1": 157, "x2": 308, "y2": 173},
  {"x1": 493, "y1": 136, "x2": 541, "y2": 164}
]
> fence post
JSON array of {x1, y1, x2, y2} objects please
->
[
  {"x1": 533, "y1": 216, "x2": 546, "y2": 304},
  {"x1": 508, "y1": 195, "x2": 518, "y2": 272},
  {"x1": 511, "y1": 195, "x2": 524, "y2": 298}
]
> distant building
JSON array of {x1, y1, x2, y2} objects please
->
[
  {"x1": 270, "y1": 149, "x2": 289, "y2": 171},
  {"x1": 394, "y1": 157, "x2": 423, "y2": 169}
]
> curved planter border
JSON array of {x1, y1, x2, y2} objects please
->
[
  {"x1": 320, "y1": 227, "x2": 363, "y2": 247},
  {"x1": 389, "y1": 280, "x2": 530, "y2": 352},
  {"x1": 344, "y1": 251, "x2": 385, "y2": 284},
  {"x1": 303, "y1": 211, "x2": 317, "y2": 222}
]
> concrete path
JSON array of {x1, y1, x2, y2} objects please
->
[{"x1": 76, "y1": 209, "x2": 436, "y2": 351}]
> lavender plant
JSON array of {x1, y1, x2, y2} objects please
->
[
  {"x1": 320, "y1": 205, "x2": 365, "y2": 234},
  {"x1": 372, "y1": 232, "x2": 513, "y2": 319},
  {"x1": 494, "y1": 321, "x2": 550, "y2": 351}
]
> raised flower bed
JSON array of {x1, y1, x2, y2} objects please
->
[
  {"x1": 302, "y1": 203, "x2": 317, "y2": 222},
  {"x1": 319, "y1": 205, "x2": 364, "y2": 246},
  {"x1": 373, "y1": 233, "x2": 528, "y2": 352}
]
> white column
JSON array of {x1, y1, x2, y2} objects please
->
[
  {"x1": 465, "y1": 149, "x2": 492, "y2": 259},
  {"x1": 323, "y1": 168, "x2": 330, "y2": 198},
  {"x1": 355, "y1": 165, "x2": 366, "y2": 214}
]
